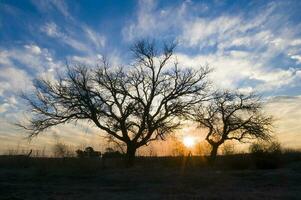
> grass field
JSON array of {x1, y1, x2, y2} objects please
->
[{"x1": 0, "y1": 154, "x2": 301, "y2": 200}]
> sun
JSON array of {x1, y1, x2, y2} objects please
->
[{"x1": 183, "y1": 136, "x2": 195, "y2": 148}]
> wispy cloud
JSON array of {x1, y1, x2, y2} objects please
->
[
  {"x1": 84, "y1": 27, "x2": 106, "y2": 49},
  {"x1": 31, "y1": 0, "x2": 73, "y2": 20},
  {"x1": 41, "y1": 22, "x2": 91, "y2": 52},
  {"x1": 122, "y1": 0, "x2": 192, "y2": 41},
  {"x1": 35, "y1": 0, "x2": 106, "y2": 54},
  {"x1": 124, "y1": 1, "x2": 301, "y2": 92}
]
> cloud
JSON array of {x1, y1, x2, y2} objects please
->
[
  {"x1": 50, "y1": 0, "x2": 71, "y2": 19},
  {"x1": 175, "y1": 53, "x2": 256, "y2": 89},
  {"x1": 84, "y1": 27, "x2": 106, "y2": 49},
  {"x1": 1, "y1": 44, "x2": 58, "y2": 73},
  {"x1": 0, "y1": 96, "x2": 18, "y2": 113},
  {"x1": 0, "y1": 43, "x2": 66, "y2": 103},
  {"x1": 34, "y1": 1, "x2": 106, "y2": 53},
  {"x1": 291, "y1": 55, "x2": 301, "y2": 64},
  {"x1": 122, "y1": 0, "x2": 157, "y2": 41},
  {"x1": 122, "y1": 0, "x2": 192, "y2": 42},
  {"x1": 41, "y1": 22, "x2": 90, "y2": 52},
  {"x1": 180, "y1": 15, "x2": 241, "y2": 47},
  {"x1": 41, "y1": 22, "x2": 106, "y2": 53},
  {"x1": 0, "y1": 67, "x2": 32, "y2": 95},
  {"x1": 265, "y1": 96, "x2": 301, "y2": 148},
  {"x1": 0, "y1": 103, "x2": 10, "y2": 113},
  {"x1": 179, "y1": 3, "x2": 277, "y2": 50},
  {"x1": 67, "y1": 52, "x2": 122, "y2": 67},
  {"x1": 68, "y1": 55, "x2": 102, "y2": 66},
  {"x1": 24, "y1": 44, "x2": 42, "y2": 55},
  {"x1": 251, "y1": 68, "x2": 301, "y2": 91},
  {"x1": 31, "y1": 0, "x2": 72, "y2": 20},
  {"x1": 41, "y1": 22, "x2": 60, "y2": 37},
  {"x1": 123, "y1": 1, "x2": 301, "y2": 92},
  {"x1": 0, "y1": 50, "x2": 13, "y2": 66},
  {"x1": 175, "y1": 52, "x2": 301, "y2": 92}
]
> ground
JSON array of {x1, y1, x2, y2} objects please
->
[{"x1": 0, "y1": 156, "x2": 300, "y2": 200}]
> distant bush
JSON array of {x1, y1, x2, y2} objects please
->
[
  {"x1": 250, "y1": 141, "x2": 282, "y2": 155},
  {"x1": 249, "y1": 140, "x2": 282, "y2": 169},
  {"x1": 75, "y1": 147, "x2": 101, "y2": 158},
  {"x1": 102, "y1": 147, "x2": 123, "y2": 158},
  {"x1": 52, "y1": 142, "x2": 73, "y2": 158}
]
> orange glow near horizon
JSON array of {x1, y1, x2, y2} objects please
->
[{"x1": 183, "y1": 136, "x2": 196, "y2": 148}]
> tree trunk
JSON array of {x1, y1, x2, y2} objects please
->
[
  {"x1": 125, "y1": 144, "x2": 137, "y2": 167},
  {"x1": 209, "y1": 144, "x2": 219, "y2": 164}
]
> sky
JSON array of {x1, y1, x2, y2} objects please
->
[{"x1": 0, "y1": 0, "x2": 301, "y2": 155}]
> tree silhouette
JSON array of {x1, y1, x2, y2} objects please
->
[
  {"x1": 192, "y1": 91, "x2": 273, "y2": 163},
  {"x1": 19, "y1": 40, "x2": 210, "y2": 166}
]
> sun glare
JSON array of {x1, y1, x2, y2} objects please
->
[{"x1": 183, "y1": 136, "x2": 195, "y2": 148}]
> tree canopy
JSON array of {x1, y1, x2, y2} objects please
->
[
  {"x1": 19, "y1": 40, "x2": 210, "y2": 166},
  {"x1": 192, "y1": 91, "x2": 273, "y2": 161}
]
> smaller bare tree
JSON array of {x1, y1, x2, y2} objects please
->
[{"x1": 192, "y1": 91, "x2": 273, "y2": 162}]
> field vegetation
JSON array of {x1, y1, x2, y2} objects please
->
[{"x1": 1, "y1": 143, "x2": 300, "y2": 200}]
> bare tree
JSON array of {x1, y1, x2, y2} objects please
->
[
  {"x1": 192, "y1": 91, "x2": 273, "y2": 162},
  {"x1": 19, "y1": 40, "x2": 210, "y2": 166}
]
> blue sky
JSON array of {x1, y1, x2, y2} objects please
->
[{"x1": 1, "y1": 0, "x2": 301, "y2": 153}]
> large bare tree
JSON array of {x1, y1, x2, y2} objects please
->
[
  {"x1": 19, "y1": 40, "x2": 210, "y2": 166},
  {"x1": 192, "y1": 91, "x2": 273, "y2": 162}
]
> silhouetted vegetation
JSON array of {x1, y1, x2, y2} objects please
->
[
  {"x1": 18, "y1": 39, "x2": 210, "y2": 166},
  {"x1": 0, "y1": 153, "x2": 297, "y2": 170},
  {"x1": 1, "y1": 144, "x2": 300, "y2": 199},
  {"x1": 76, "y1": 147, "x2": 101, "y2": 158},
  {"x1": 52, "y1": 142, "x2": 73, "y2": 158},
  {"x1": 103, "y1": 147, "x2": 123, "y2": 158},
  {"x1": 249, "y1": 140, "x2": 283, "y2": 169},
  {"x1": 192, "y1": 91, "x2": 273, "y2": 163}
]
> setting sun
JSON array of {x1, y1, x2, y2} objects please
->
[{"x1": 183, "y1": 136, "x2": 196, "y2": 148}]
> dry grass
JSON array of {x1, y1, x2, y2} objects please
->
[{"x1": 0, "y1": 153, "x2": 301, "y2": 200}]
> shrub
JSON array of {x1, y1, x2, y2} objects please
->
[
  {"x1": 52, "y1": 142, "x2": 73, "y2": 158},
  {"x1": 103, "y1": 147, "x2": 122, "y2": 158},
  {"x1": 249, "y1": 140, "x2": 282, "y2": 169},
  {"x1": 75, "y1": 147, "x2": 101, "y2": 158}
]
